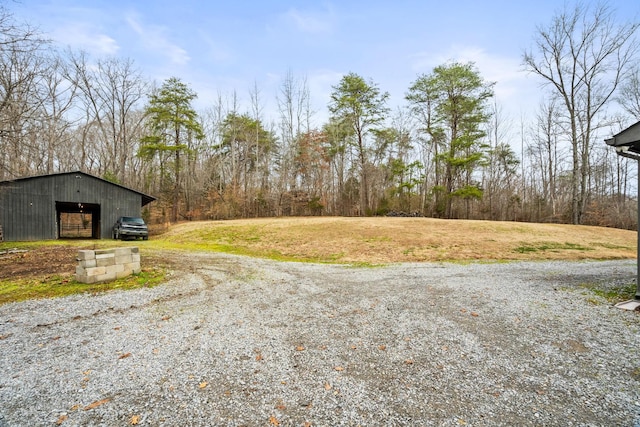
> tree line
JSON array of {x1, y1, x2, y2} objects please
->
[{"x1": 1, "y1": 3, "x2": 639, "y2": 229}]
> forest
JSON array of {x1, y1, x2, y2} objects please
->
[{"x1": 1, "y1": 3, "x2": 639, "y2": 229}]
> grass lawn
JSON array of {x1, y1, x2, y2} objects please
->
[{"x1": 0, "y1": 217, "x2": 636, "y2": 305}]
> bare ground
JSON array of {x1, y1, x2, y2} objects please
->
[{"x1": 0, "y1": 246, "x2": 80, "y2": 280}]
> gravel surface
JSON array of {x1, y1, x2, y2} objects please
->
[{"x1": 0, "y1": 253, "x2": 639, "y2": 426}]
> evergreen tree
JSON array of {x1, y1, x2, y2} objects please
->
[
  {"x1": 139, "y1": 77, "x2": 204, "y2": 222},
  {"x1": 407, "y1": 62, "x2": 493, "y2": 218},
  {"x1": 329, "y1": 73, "x2": 389, "y2": 215}
]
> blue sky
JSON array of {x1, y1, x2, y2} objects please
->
[{"x1": 10, "y1": 0, "x2": 640, "y2": 128}]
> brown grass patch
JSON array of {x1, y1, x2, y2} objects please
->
[{"x1": 157, "y1": 217, "x2": 637, "y2": 264}]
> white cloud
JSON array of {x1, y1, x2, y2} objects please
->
[
  {"x1": 282, "y1": 7, "x2": 335, "y2": 34},
  {"x1": 410, "y1": 45, "x2": 540, "y2": 117},
  {"x1": 125, "y1": 13, "x2": 190, "y2": 66},
  {"x1": 412, "y1": 45, "x2": 520, "y2": 82},
  {"x1": 51, "y1": 24, "x2": 119, "y2": 56}
]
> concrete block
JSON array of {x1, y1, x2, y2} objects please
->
[
  {"x1": 76, "y1": 274, "x2": 98, "y2": 284},
  {"x1": 114, "y1": 247, "x2": 131, "y2": 257},
  {"x1": 96, "y1": 271, "x2": 117, "y2": 282},
  {"x1": 106, "y1": 264, "x2": 125, "y2": 274},
  {"x1": 96, "y1": 254, "x2": 115, "y2": 267},
  {"x1": 75, "y1": 247, "x2": 142, "y2": 284},
  {"x1": 80, "y1": 259, "x2": 97, "y2": 268},
  {"x1": 117, "y1": 269, "x2": 133, "y2": 279},
  {"x1": 115, "y1": 255, "x2": 133, "y2": 265},
  {"x1": 124, "y1": 262, "x2": 140, "y2": 271},
  {"x1": 85, "y1": 266, "x2": 106, "y2": 276},
  {"x1": 77, "y1": 250, "x2": 95, "y2": 261},
  {"x1": 94, "y1": 248, "x2": 115, "y2": 256}
]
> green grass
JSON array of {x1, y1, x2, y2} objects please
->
[
  {"x1": 0, "y1": 268, "x2": 166, "y2": 305},
  {"x1": 0, "y1": 239, "x2": 148, "y2": 252},
  {"x1": 592, "y1": 242, "x2": 633, "y2": 250},
  {"x1": 0, "y1": 217, "x2": 635, "y2": 304},
  {"x1": 514, "y1": 242, "x2": 593, "y2": 254},
  {"x1": 585, "y1": 282, "x2": 637, "y2": 303}
]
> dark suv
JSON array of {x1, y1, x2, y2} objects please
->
[{"x1": 113, "y1": 216, "x2": 149, "y2": 240}]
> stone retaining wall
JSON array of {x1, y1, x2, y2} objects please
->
[{"x1": 76, "y1": 247, "x2": 141, "y2": 284}]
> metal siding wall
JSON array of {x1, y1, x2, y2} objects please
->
[
  {"x1": 0, "y1": 179, "x2": 56, "y2": 241},
  {"x1": 0, "y1": 173, "x2": 144, "y2": 241},
  {"x1": 51, "y1": 174, "x2": 142, "y2": 240}
]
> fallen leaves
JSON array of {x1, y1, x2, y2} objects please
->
[
  {"x1": 83, "y1": 398, "x2": 110, "y2": 411},
  {"x1": 269, "y1": 415, "x2": 280, "y2": 425},
  {"x1": 461, "y1": 308, "x2": 479, "y2": 317},
  {"x1": 118, "y1": 352, "x2": 132, "y2": 359},
  {"x1": 56, "y1": 414, "x2": 68, "y2": 425},
  {"x1": 199, "y1": 381, "x2": 208, "y2": 389},
  {"x1": 295, "y1": 345, "x2": 306, "y2": 351},
  {"x1": 130, "y1": 415, "x2": 141, "y2": 425},
  {"x1": 334, "y1": 366, "x2": 344, "y2": 371}
]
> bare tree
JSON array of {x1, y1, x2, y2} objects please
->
[
  {"x1": 482, "y1": 101, "x2": 520, "y2": 221},
  {"x1": 618, "y1": 64, "x2": 640, "y2": 121},
  {"x1": 66, "y1": 52, "x2": 148, "y2": 183},
  {"x1": 526, "y1": 98, "x2": 566, "y2": 220},
  {"x1": 523, "y1": 2, "x2": 639, "y2": 224},
  {"x1": 276, "y1": 70, "x2": 314, "y2": 213},
  {"x1": 35, "y1": 55, "x2": 77, "y2": 174},
  {"x1": 0, "y1": 6, "x2": 48, "y2": 179}
]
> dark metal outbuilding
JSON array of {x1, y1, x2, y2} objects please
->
[
  {"x1": 605, "y1": 120, "x2": 640, "y2": 303},
  {"x1": 0, "y1": 171, "x2": 155, "y2": 241}
]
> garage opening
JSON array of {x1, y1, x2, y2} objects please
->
[{"x1": 56, "y1": 202, "x2": 101, "y2": 239}]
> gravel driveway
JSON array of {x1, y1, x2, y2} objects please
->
[{"x1": 0, "y1": 253, "x2": 639, "y2": 426}]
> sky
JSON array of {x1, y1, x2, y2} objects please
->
[{"x1": 8, "y1": 0, "x2": 640, "y2": 132}]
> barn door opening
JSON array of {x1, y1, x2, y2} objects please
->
[{"x1": 55, "y1": 202, "x2": 101, "y2": 239}]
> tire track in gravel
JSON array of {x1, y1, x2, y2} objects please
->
[{"x1": 0, "y1": 254, "x2": 638, "y2": 426}]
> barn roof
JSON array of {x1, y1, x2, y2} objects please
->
[
  {"x1": 605, "y1": 121, "x2": 640, "y2": 155},
  {"x1": 0, "y1": 171, "x2": 156, "y2": 206}
]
